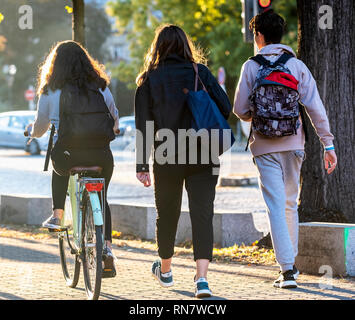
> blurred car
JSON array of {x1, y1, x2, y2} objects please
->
[
  {"x1": 118, "y1": 115, "x2": 136, "y2": 137},
  {"x1": 0, "y1": 110, "x2": 49, "y2": 155},
  {"x1": 110, "y1": 115, "x2": 136, "y2": 150}
]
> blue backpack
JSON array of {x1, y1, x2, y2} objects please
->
[{"x1": 184, "y1": 63, "x2": 235, "y2": 156}]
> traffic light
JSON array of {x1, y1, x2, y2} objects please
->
[
  {"x1": 241, "y1": 0, "x2": 254, "y2": 43},
  {"x1": 257, "y1": 0, "x2": 272, "y2": 13}
]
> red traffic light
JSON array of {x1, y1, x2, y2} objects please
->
[{"x1": 258, "y1": 0, "x2": 271, "y2": 8}]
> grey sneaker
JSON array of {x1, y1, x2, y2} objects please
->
[
  {"x1": 152, "y1": 260, "x2": 174, "y2": 288},
  {"x1": 42, "y1": 215, "x2": 62, "y2": 230}
]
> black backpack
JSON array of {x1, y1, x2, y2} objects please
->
[
  {"x1": 44, "y1": 82, "x2": 115, "y2": 172},
  {"x1": 57, "y1": 82, "x2": 115, "y2": 148}
]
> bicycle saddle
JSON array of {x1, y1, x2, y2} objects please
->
[{"x1": 69, "y1": 166, "x2": 103, "y2": 176}]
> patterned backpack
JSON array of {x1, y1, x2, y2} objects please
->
[{"x1": 247, "y1": 53, "x2": 303, "y2": 149}]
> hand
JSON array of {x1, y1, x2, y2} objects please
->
[
  {"x1": 136, "y1": 172, "x2": 151, "y2": 187},
  {"x1": 114, "y1": 128, "x2": 121, "y2": 135},
  {"x1": 24, "y1": 123, "x2": 33, "y2": 137},
  {"x1": 324, "y1": 150, "x2": 337, "y2": 174}
]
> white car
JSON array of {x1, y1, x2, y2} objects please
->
[{"x1": 0, "y1": 110, "x2": 49, "y2": 155}]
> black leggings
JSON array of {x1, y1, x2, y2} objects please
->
[
  {"x1": 51, "y1": 147, "x2": 114, "y2": 242},
  {"x1": 153, "y1": 163, "x2": 219, "y2": 261}
]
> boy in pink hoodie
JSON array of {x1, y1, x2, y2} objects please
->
[{"x1": 234, "y1": 10, "x2": 337, "y2": 288}]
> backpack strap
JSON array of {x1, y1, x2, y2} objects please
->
[
  {"x1": 273, "y1": 52, "x2": 294, "y2": 67},
  {"x1": 192, "y1": 63, "x2": 207, "y2": 92},
  {"x1": 249, "y1": 54, "x2": 271, "y2": 67},
  {"x1": 43, "y1": 124, "x2": 55, "y2": 172},
  {"x1": 299, "y1": 102, "x2": 309, "y2": 142}
]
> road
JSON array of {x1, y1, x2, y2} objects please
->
[{"x1": 0, "y1": 145, "x2": 268, "y2": 232}]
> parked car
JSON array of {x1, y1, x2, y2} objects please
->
[{"x1": 0, "y1": 110, "x2": 49, "y2": 155}]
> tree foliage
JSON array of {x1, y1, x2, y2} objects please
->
[
  {"x1": 107, "y1": 0, "x2": 297, "y2": 102},
  {"x1": 0, "y1": 0, "x2": 111, "y2": 110}
]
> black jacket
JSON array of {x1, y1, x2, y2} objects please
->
[{"x1": 135, "y1": 54, "x2": 232, "y2": 172}]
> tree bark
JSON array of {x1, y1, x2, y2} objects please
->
[
  {"x1": 297, "y1": 0, "x2": 355, "y2": 222},
  {"x1": 72, "y1": 0, "x2": 85, "y2": 46}
]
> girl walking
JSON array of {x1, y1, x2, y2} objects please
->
[{"x1": 134, "y1": 24, "x2": 232, "y2": 297}]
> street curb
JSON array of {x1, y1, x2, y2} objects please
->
[
  {"x1": 218, "y1": 176, "x2": 258, "y2": 187},
  {"x1": 0, "y1": 194, "x2": 267, "y2": 247}
]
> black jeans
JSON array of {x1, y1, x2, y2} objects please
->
[
  {"x1": 51, "y1": 147, "x2": 114, "y2": 242},
  {"x1": 153, "y1": 163, "x2": 219, "y2": 261}
]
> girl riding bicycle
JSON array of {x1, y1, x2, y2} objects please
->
[{"x1": 26, "y1": 40, "x2": 119, "y2": 278}]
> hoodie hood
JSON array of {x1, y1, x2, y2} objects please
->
[{"x1": 258, "y1": 44, "x2": 296, "y2": 57}]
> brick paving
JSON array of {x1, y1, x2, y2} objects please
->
[{"x1": 0, "y1": 236, "x2": 354, "y2": 300}]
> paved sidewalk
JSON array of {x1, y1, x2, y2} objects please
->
[{"x1": 0, "y1": 236, "x2": 354, "y2": 300}]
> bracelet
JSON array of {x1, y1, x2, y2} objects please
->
[{"x1": 325, "y1": 145, "x2": 335, "y2": 151}]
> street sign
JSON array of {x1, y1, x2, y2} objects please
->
[{"x1": 25, "y1": 89, "x2": 35, "y2": 101}]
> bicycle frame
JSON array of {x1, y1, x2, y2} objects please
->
[{"x1": 63, "y1": 174, "x2": 105, "y2": 253}]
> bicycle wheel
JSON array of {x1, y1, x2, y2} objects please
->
[
  {"x1": 59, "y1": 230, "x2": 80, "y2": 288},
  {"x1": 59, "y1": 197, "x2": 80, "y2": 288},
  {"x1": 81, "y1": 190, "x2": 103, "y2": 300}
]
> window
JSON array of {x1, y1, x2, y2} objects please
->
[
  {"x1": 9, "y1": 116, "x2": 26, "y2": 129},
  {"x1": 0, "y1": 116, "x2": 10, "y2": 128}
]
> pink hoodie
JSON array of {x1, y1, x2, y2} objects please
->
[{"x1": 233, "y1": 44, "x2": 334, "y2": 157}]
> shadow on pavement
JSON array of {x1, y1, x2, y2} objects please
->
[
  {"x1": 114, "y1": 255, "x2": 276, "y2": 282},
  {"x1": 0, "y1": 292, "x2": 26, "y2": 300},
  {"x1": 0, "y1": 243, "x2": 59, "y2": 264},
  {"x1": 171, "y1": 289, "x2": 227, "y2": 300},
  {"x1": 293, "y1": 282, "x2": 355, "y2": 300}
]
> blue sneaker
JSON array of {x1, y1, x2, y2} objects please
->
[
  {"x1": 151, "y1": 260, "x2": 174, "y2": 288},
  {"x1": 195, "y1": 277, "x2": 212, "y2": 298}
]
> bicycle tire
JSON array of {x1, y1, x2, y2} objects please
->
[
  {"x1": 59, "y1": 229, "x2": 80, "y2": 288},
  {"x1": 81, "y1": 190, "x2": 103, "y2": 300}
]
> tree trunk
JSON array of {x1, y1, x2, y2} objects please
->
[
  {"x1": 72, "y1": 0, "x2": 85, "y2": 46},
  {"x1": 297, "y1": 0, "x2": 355, "y2": 222}
]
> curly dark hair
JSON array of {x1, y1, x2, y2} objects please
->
[
  {"x1": 36, "y1": 40, "x2": 110, "y2": 95},
  {"x1": 249, "y1": 9, "x2": 286, "y2": 44}
]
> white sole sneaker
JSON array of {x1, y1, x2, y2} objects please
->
[
  {"x1": 273, "y1": 279, "x2": 298, "y2": 289},
  {"x1": 152, "y1": 273, "x2": 174, "y2": 288},
  {"x1": 195, "y1": 289, "x2": 212, "y2": 298},
  {"x1": 294, "y1": 269, "x2": 300, "y2": 280}
]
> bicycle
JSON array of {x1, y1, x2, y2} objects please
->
[{"x1": 54, "y1": 165, "x2": 107, "y2": 300}]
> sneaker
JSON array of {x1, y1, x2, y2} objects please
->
[
  {"x1": 293, "y1": 265, "x2": 300, "y2": 280},
  {"x1": 194, "y1": 277, "x2": 212, "y2": 298},
  {"x1": 151, "y1": 260, "x2": 174, "y2": 288},
  {"x1": 273, "y1": 269, "x2": 298, "y2": 289},
  {"x1": 102, "y1": 246, "x2": 117, "y2": 278},
  {"x1": 42, "y1": 215, "x2": 62, "y2": 230},
  {"x1": 277, "y1": 265, "x2": 300, "y2": 279}
]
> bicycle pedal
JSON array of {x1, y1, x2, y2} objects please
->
[
  {"x1": 102, "y1": 268, "x2": 116, "y2": 278},
  {"x1": 48, "y1": 228, "x2": 66, "y2": 233}
]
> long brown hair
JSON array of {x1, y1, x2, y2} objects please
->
[
  {"x1": 36, "y1": 40, "x2": 110, "y2": 95},
  {"x1": 136, "y1": 24, "x2": 206, "y2": 86}
]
